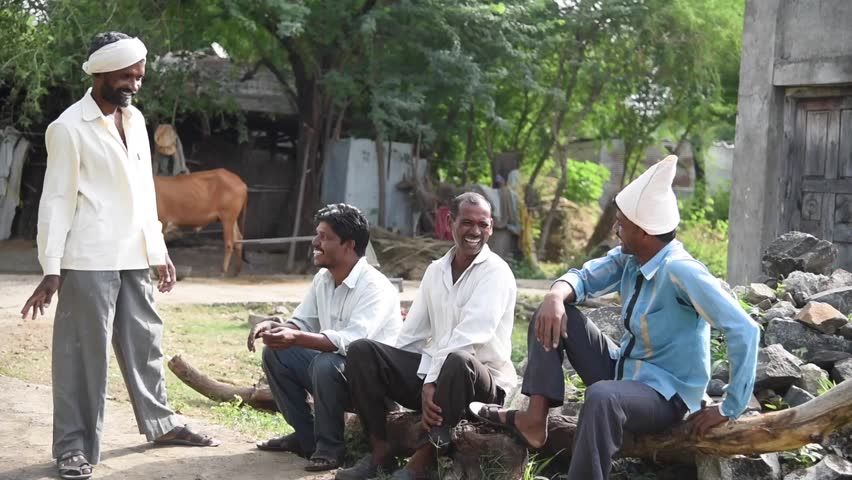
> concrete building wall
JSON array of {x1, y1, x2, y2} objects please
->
[{"x1": 729, "y1": 0, "x2": 852, "y2": 284}]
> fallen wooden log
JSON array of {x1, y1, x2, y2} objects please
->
[
  {"x1": 169, "y1": 354, "x2": 852, "y2": 469},
  {"x1": 167, "y1": 354, "x2": 277, "y2": 411}
]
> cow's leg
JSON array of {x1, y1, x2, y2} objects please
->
[
  {"x1": 222, "y1": 216, "x2": 235, "y2": 276},
  {"x1": 233, "y1": 222, "x2": 244, "y2": 275}
]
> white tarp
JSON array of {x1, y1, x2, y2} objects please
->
[{"x1": 0, "y1": 127, "x2": 29, "y2": 240}]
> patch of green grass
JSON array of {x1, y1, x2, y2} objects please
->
[
  {"x1": 211, "y1": 396, "x2": 292, "y2": 439},
  {"x1": 511, "y1": 320, "x2": 529, "y2": 366},
  {"x1": 679, "y1": 220, "x2": 728, "y2": 279},
  {"x1": 817, "y1": 377, "x2": 837, "y2": 396}
]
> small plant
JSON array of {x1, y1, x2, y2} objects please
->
[
  {"x1": 710, "y1": 331, "x2": 727, "y2": 371},
  {"x1": 565, "y1": 373, "x2": 587, "y2": 401},
  {"x1": 522, "y1": 452, "x2": 559, "y2": 480},
  {"x1": 779, "y1": 443, "x2": 825, "y2": 468},
  {"x1": 211, "y1": 395, "x2": 293, "y2": 438},
  {"x1": 817, "y1": 377, "x2": 837, "y2": 396},
  {"x1": 762, "y1": 397, "x2": 788, "y2": 411}
]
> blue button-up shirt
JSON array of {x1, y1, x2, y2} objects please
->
[{"x1": 557, "y1": 240, "x2": 759, "y2": 419}]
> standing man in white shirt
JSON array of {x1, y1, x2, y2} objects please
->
[
  {"x1": 336, "y1": 192, "x2": 517, "y2": 480},
  {"x1": 20, "y1": 32, "x2": 218, "y2": 480},
  {"x1": 248, "y1": 203, "x2": 402, "y2": 472}
]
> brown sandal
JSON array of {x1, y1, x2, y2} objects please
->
[
  {"x1": 154, "y1": 425, "x2": 221, "y2": 447},
  {"x1": 305, "y1": 456, "x2": 341, "y2": 472},
  {"x1": 468, "y1": 402, "x2": 543, "y2": 448}
]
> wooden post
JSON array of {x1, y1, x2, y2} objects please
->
[{"x1": 287, "y1": 127, "x2": 314, "y2": 272}]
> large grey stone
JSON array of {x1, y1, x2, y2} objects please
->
[
  {"x1": 746, "y1": 283, "x2": 778, "y2": 305},
  {"x1": 755, "y1": 344, "x2": 802, "y2": 391},
  {"x1": 808, "y1": 287, "x2": 852, "y2": 316},
  {"x1": 830, "y1": 269, "x2": 852, "y2": 289},
  {"x1": 784, "y1": 454, "x2": 852, "y2": 479},
  {"x1": 784, "y1": 271, "x2": 833, "y2": 307},
  {"x1": 809, "y1": 351, "x2": 852, "y2": 369},
  {"x1": 795, "y1": 363, "x2": 831, "y2": 396},
  {"x1": 707, "y1": 378, "x2": 726, "y2": 396},
  {"x1": 796, "y1": 302, "x2": 850, "y2": 335},
  {"x1": 761, "y1": 232, "x2": 837, "y2": 279},
  {"x1": 764, "y1": 301, "x2": 799, "y2": 322},
  {"x1": 764, "y1": 319, "x2": 852, "y2": 364},
  {"x1": 831, "y1": 358, "x2": 852, "y2": 384},
  {"x1": 697, "y1": 453, "x2": 781, "y2": 480},
  {"x1": 584, "y1": 306, "x2": 625, "y2": 342},
  {"x1": 840, "y1": 324, "x2": 852, "y2": 341},
  {"x1": 783, "y1": 385, "x2": 815, "y2": 408}
]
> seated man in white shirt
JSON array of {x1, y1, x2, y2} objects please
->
[
  {"x1": 247, "y1": 204, "x2": 402, "y2": 471},
  {"x1": 336, "y1": 192, "x2": 518, "y2": 480}
]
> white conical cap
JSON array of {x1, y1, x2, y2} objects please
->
[{"x1": 614, "y1": 155, "x2": 680, "y2": 235}]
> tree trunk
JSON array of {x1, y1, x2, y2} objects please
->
[
  {"x1": 536, "y1": 144, "x2": 569, "y2": 259},
  {"x1": 375, "y1": 133, "x2": 387, "y2": 228},
  {"x1": 169, "y1": 354, "x2": 852, "y2": 475}
]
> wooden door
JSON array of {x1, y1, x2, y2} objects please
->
[{"x1": 788, "y1": 95, "x2": 852, "y2": 270}]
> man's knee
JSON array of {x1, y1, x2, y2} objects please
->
[
  {"x1": 309, "y1": 353, "x2": 344, "y2": 381},
  {"x1": 443, "y1": 351, "x2": 475, "y2": 373},
  {"x1": 262, "y1": 346, "x2": 304, "y2": 374},
  {"x1": 583, "y1": 380, "x2": 620, "y2": 410},
  {"x1": 346, "y1": 338, "x2": 377, "y2": 366}
]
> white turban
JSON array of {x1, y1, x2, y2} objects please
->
[
  {"x1": 82, "y1": 37, "x2": 147, "y2": 75},
  {"x1": 615, "y1": 155, "x2": 680, "y2": 235}
]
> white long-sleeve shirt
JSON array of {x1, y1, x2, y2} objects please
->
[
  {"x1": 287, "y1": 257, "x2": 402, "y2": 355},
  {"x1": 37, "y1": 88, "x2": 167, "y2": 275},
  {"x1": 395, "y1": 244, "x2": 518, "y2": 393}
]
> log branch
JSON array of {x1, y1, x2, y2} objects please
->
[{"x1": 169, "y1": 354, "x2": 852, "y2": 466}]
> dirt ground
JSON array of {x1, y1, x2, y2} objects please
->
[{"x1": 0, "y1": 241, "x2": 551, "y2": 480}]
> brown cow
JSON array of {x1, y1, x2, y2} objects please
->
[{"x1": 153, "y1": 168, "x2": 248, "y2": 275}]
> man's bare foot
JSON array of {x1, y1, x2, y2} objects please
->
[{"x1": 154, "y1": 424, "x2": 221, "y2": 447}]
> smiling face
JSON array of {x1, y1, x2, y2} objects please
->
[
  {"x1": 451, "y1": 201, "x2": 493, "y2": 259},
  {"x1": 614, "y1": 208, "x2": 645, "y2": 255},
  {"x1": 94, "y1": 60, "x2": 145, "y2": 108},
  {"x1": 311, "y1": 221, "x2": 352, "y2": 269}
]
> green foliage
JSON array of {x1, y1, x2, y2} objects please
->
[
  {"x1": 522, "y1": 453, "x2": 558, "y2": 480},
  {"x1": 710, "y1": 330, "x2": 727, "y2": 371},
  {"x1": 817, "y1": 377, "x2": 837, "y2": 396},
  {"x1": 511, "y1": 319, "x2": 529, "y2": 366},
  {"x1": 211, "y1": 396, "x2": 292, "y2": 439},
  {"x1": 779, "y1": 444, "x2": 825, "y2": 468},
  {"x1": 564, "y1": 159, "x2": 610, "y2": 206},
  {"x1": 679, "y1": 219, "x2": 728, "y2": 279},
  {"x1": 509, "y1": 257, "x2": 547, "y2": 280},
  {"x1": 565, "y1": 373, "x2": 587, "y2": 402}
]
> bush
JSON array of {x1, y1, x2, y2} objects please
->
[{"x1": 565, "y1": 159, "x2": 611, "y2": 206}]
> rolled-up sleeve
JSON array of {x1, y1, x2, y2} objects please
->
[
  {"x1": 321, "y1": 280, "x2": 400, "y2": 355},
  {"x1": 37, "y1": 123, "x2": 80, "y2": 276},
  {"x1": 553, "y1": 247, "x2": 627, "y2": 304},
  {"x1": 670, "y1": 261, "x2": 760, "y2": 419}
]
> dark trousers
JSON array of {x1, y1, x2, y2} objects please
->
[
  {"x1": 522, "y1": 305, "x2": 686, "y2": 480},
  {"x1": 346, "y1": 339, "x2": 504, "y2": 443},
  {"x1": 262, "y1": 346, "x2": 350, "y2": 461}
]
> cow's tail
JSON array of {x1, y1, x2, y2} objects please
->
[{"x1": 238, "y1": 195, "x2": 250, "y2": 264}]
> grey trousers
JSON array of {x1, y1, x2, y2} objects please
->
[
  {"x1": 52, "y1": 270, "x2": 178, "y2": 464},
  {"x1": 522, "y1": 305, "x2": 686, "y2": 480},
  {"x1": 262, "y1": 346, "x2": 349, "y2": 462}
]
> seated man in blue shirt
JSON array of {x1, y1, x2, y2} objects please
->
[{"x1": 471, "y1": 155, "x2": 760, "y2": 480}]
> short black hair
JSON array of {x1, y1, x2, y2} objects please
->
[
  {"x1": 314, "y1": 203, "x2": 370, "y2": 257},
  {"x1": 450, "y1": 192, "x2": 492, "y2": 218},
  {"x1": 654, "y1": 230, "x2": 677, "y2": 243},
  {"x1": 88, "y1": 31, "x2": 131, "y2": 57}
]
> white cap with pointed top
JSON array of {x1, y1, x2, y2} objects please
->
[{"x1": 615, "y1": 154, "x2": 680, "y2": 235}]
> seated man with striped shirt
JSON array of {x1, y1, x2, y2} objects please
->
[{"x1": 471, "y1": 156, "x2": 760, "y2": 480}]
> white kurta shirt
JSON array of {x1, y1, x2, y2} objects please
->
[
  {"x1": 37, "y1": 88, "x2": 166, "y2": 275},
  {"x1": 288, "y1": 257, "x2": 402, "y2": 355},
  {"x1": 395, "y1": 244, "x2": 518, "y2": 393}
]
